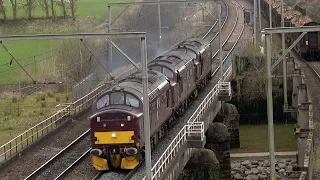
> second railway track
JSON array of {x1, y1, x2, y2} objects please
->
[
  {"x1": 25, "y1": 130, "x2": 92, "y2": 180},
  {"x1": 4, "y1": 2, "x2": 234, "y2": 180}
]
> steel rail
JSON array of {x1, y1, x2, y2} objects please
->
[
  {"x1": 212, "y1": 0, "x2": 245, "y2": 77},
  {"x1": 25, "y1": 3, "x2": 229, "y2": 180},
  {"x1": 91, "y1": 171, "x2": 103, "y2": 180},
  {"x1": 205, "y1": 0, "x2": 229, "y2": 43},
  {"x1": 54, "y1": 148, "x2": 92, "y2": 179},
  {"x1": 24, "y1": 129, "x2": 90, "y2": 180}
]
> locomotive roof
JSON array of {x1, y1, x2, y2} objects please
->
[
  {"x1": 103, "y1": 70, "x2": 169, "y2": 102},
  {"x1": 148, "y1": 38, "x2": 209, "y2": 72}
]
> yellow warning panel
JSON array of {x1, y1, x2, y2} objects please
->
[
  {"x1": 121, "y1": 154, "x2": 139, "y2": 169},
  {"x1": 94, "y1": 131, "x2": 134, "y2": 144},
  {"x1": 91, "y1": 155, "x2": 109, "y2": 171}
]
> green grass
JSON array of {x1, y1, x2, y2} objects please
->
[
  {"x1": 231, "y1": 124, "x2": 297, "y2": 153},
  {"x1": 2, "y1": 0, "x2": 132, "y2": 21},
  {"x1": 0, "y1": 92, "x2": 72, "y2": 146},
  {"x1": 0, "y1": 0, "x2": 133, "y2": 84}
]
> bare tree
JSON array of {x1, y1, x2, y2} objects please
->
[
  {"x1": 0, "y1": 0, "x2": 6, "y2": 21},
  {"x1": 9, "y1": 0, "x2": 18, "y2": 19},
  {"x1": 60, "y1": 0, "x2": 67, "y2": 18},
  {"x1": 50, "y1": 0, "x2": 56, "y2": 19},
  {"x1": 69, "y1": 0, "x2": 78, "y2": 20},
  {"x1": 26, "y1": 0, "x2": 36, "y2": 19},
  {"x1": 238, "y1": 42, "x2": 284, "y2": 100},
  {"x1": 56, "y1": 39, "x2": 104, "y2": 83},
  {"x1": 39, "y1": 0, "x2": 50, "y2": 18}
]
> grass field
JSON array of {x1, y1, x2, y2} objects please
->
[
  {"x1": 0, "y1": 0, "x2": 132, "y2": 84},
  {"x1": 0, "y1": 92, "x2": 71, "y2": 146},
  {"x1": 231, "y1": 124, "x2": 297, "y2": 153}
]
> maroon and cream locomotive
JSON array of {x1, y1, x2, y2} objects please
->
[{"x1": 89, "y1": 38, "x2": 213, "y2": 170}]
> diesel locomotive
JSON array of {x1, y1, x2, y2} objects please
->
[{"x1": 89, "y1": 38, "x2": 213, "y2": 170}]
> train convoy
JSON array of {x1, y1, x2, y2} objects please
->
[
  {"x1": 89, "y1": 38, "x2": 213, "y2": 170},
  {"x1": 259, "y1": 0, "x2": 320, "y2": 61}
]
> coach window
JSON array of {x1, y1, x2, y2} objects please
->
[
  {"x1": 96, "y1": 94, "x2": 109, "y2": 109},
  {"x1": 126, "y1": 94, "x2": 139, "y2": 108},
  {"x1": 163, "y1": 67, "x2": 173, "y2": 79},
  {"x1": 151, "y1": 66, "x2": 161, "y2": 72},
  {"x1": 110, "y1": 92, "x2": 124, "y2": 105}
]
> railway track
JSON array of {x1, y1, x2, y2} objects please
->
[
  {"x1": 1, "y1": 2, "x2": 235, "y2": 180},
  {"x1": 128, "y1": 0, "x2": 244, "y2": 179},
  {"x1": 24, "y1": 130, "x2": 92, "y2": 180}
]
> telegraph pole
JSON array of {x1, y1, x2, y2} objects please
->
[
  {"x1": 108, "y1": 5, "x2": 113, "y2": 69},
  {"x1": 158, "y1": 0, "x2": 162, "y2": 39},
  {"x1": 281, "y1": 0, "x2": 288, "y2": 109},
  {"x1": 254, "y1": 0, "x2": 257, "y2": 47},
  {"x1": 218, "y1": 2, "x2": 223, "y2": 81},
  {"x1": 269, "y1": 0, "x2": 272, "y2": 42},
  {"x1": 258, "y1": 0, "x2": 261, "y2": 30},
  {"x1": 266, "y1": 33, "x2": 276, "y2": 180}
]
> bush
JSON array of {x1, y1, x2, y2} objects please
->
[
  {"x1": 12, "y1": 96, "x2": 18, "y2": 103},
  {"x1": 40, "y1": 94, "x2": 46, "y2": 101},
  {"x1": 65, "y1": 94, "x2": 70, "y2": 102},
  {"x1": 56, "y1": 96, "x2": 60, "y2": 102},
  {"x1": 47, "y1": 92, "x2": 55, "y2": 98},
  {"x1": 41, "y1": 101, "x2": 47, "y2": 108}
]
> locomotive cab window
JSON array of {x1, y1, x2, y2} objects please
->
[
  {"x1": 126, "y1": 94, "x2": 139, "y2": 108},
  {"x1": 110, "y1": 92, "x2": 125, "y2": 105},
  {"x1": 96, "y1": 94, "x2": 109, "y2": 109}
]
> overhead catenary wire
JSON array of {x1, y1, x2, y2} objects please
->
[
  {"x1": 0, "y1": 41, "x2": 42, "y2": 89},
  {"x1": 79, "y1": 39, "x2": 114, "y2": 81}
]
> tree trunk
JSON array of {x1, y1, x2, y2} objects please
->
[
  {"x1": 61, "y1": 0, "x2": 66, "y2": 18},
  {"x1": 9, "y1": 0, "x2": 17, "y2": 19},
  {"x1": 70, "y1": 0, "x2": 76, "y2": 21},
  {"x1": 50, "y1": 0, "x2": 55, "y2": 19},
  {"x1": 0, "y1": 0, "x2": 6, "y2": 21},
  {"x1": 40, "y1": 0, "x2": 49, "y2": 18},
  {"x1": 27, "y1": 0, "x2": 32, "y2": 19}
]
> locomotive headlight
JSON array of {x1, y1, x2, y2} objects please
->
[
  {"x1": 97, "y1": 117, "x2": 100, "y2": 122},
  {"x1": 121, "y1": 123, "x2": 124, "y2": 127},
  {"x1": 111, "y1": 133, "x2": 116, "y2": 138},
  {"x1": 127, "y1": 116, "x2": 131, "y2": 121}
]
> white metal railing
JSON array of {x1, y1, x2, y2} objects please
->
[
  {"x1": 143, "y1": 68, "x2": 232, "y2": 179},
  {"x1": 0, "y1": 57, "x2": 145, "y2": 163},
  {"x1": 142, "y1": 0, "x2": 243, "y2": 178},
  {"x1": 0, "y1": 83, "x2": 109, "y2": 162},
  {"x1": 186, "y1": 122, "x2": 205, "y2": 141},
  {"x1": 217, "y1": 81, "x2": 232, "y2": 96}
]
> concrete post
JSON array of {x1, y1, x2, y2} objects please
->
[
  {"x1": 297, "y1": 84, "x2": 308, "y2": 106},
  {"x1": 232, "y1": 55, "x2": 238, "y2": 78},
  {"x1": 297, "y1": 103, "x2": 310, "y2": 129},
  {"x1": 286, "y1": 57, "x2": 295, "y2": 75},
  {"x1": 297, "y1": 103, "x2": 310, "y2": 166},
  {"x1": 292, "y1": 69, "x2": 301, "y2": 108}
]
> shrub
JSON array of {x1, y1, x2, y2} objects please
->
[
  {"x1": 47, "y1": 92, "x2": 55, "y2": 98},
  {"x1": 41, "y1": 101, "x2": 47, "y2": 108}
]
